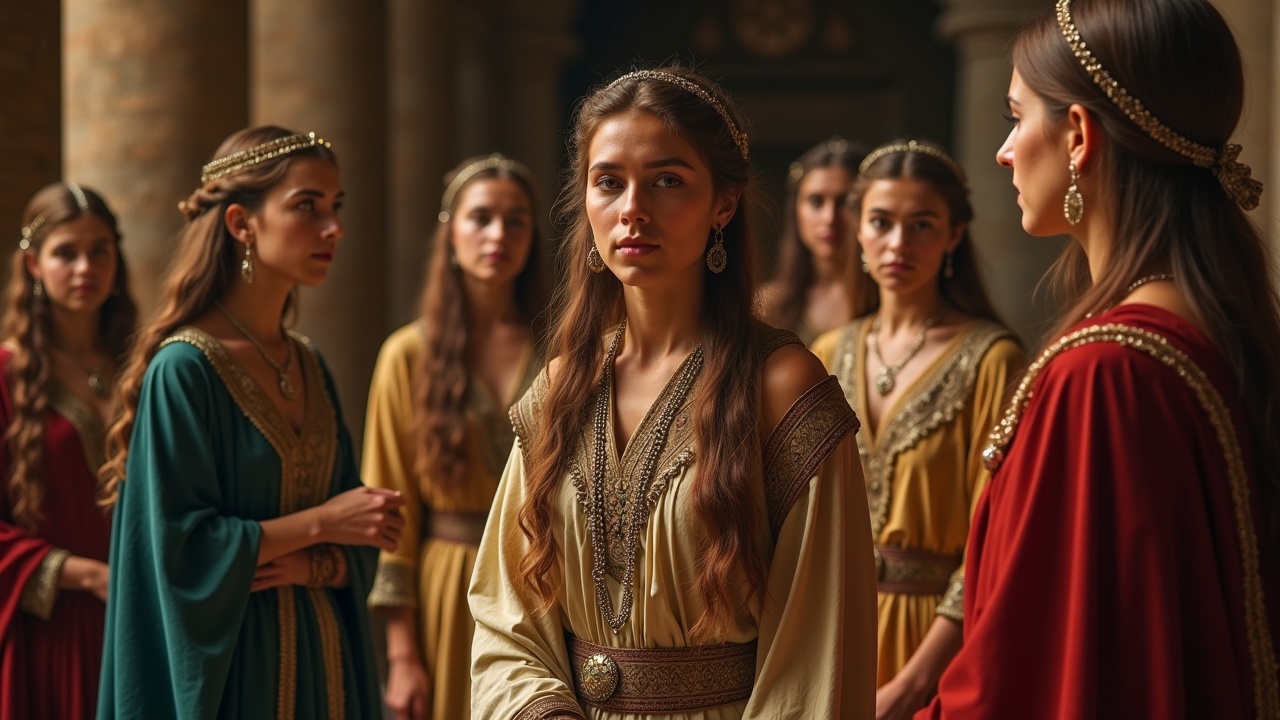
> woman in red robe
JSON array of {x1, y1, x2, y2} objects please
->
[
  {"x1": 0, "y1": 183, "x2": 137, "y2": 720},
  {"x1": 920, "y1": 1, "x2": 1280, "y2": 718}
]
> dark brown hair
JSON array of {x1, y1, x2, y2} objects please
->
[
  {"x1": 767, "y1": 138, "x2": 865, "y2": 330},
  {"x1": 101, "y1": 126, "x2": 337, "y2": 504},
  {"x1": 5, "y1": 183, "x2": 137, "y2": 529},
  {"x1": 518, "y1": 66, "x2": 765, "y2": 641},
  {"x1": 415, "y1": 156, "x2": 547, "y2": 494},
  {"x1": 848, "y1": 140, "x2": 1002, "y2": 323},
  {"x1": 1013, "y1": 0, "x2": 1280, "y2": 537}
]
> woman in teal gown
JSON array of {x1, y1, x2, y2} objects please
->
[{"x1": 97, "y1": 126, "x2": 405, "y2": 719}]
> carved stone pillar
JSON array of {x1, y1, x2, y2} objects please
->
[{"x1": 64, "y1": 0, "x2": 248, "y2": 312}]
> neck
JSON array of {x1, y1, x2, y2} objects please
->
[
  {"x1": 48, "y1": 307, "x2": 104, "y2": 356},
  {"x1": 219, "y1": 277, "x2": 292, "y2": 340},
  {"x1": 620, "y1": 276, "x2": 704, "y2": 363},
  {"x1": 810, "y1": 253, "x2": 843, "y2": 285},
  {"x1": 876, "y1": 286, "x2": 945, "y2": 333},
  {"x1": 462, "y1": 274, "x2": 520, "y2": 330}
]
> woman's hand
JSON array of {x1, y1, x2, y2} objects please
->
[
  {"x1": 384, "y1": 656, "x2": 432, "y2": 720},
  {"x1": 875, "y1": 671, "x2": 932, "y2": 720},
  {"x1": 251, "y1": 550, "x2": 311, "y2": 592},
  {"x1": 317, "y1": 486, "x2": 405, "y2": 551},
  {"x1": 58, "y1": 555, "x2": 109, "y2": 602}
]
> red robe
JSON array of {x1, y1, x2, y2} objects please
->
[
  {"x1": 0, "y1": 347, "x2": 110, "y2": 720},
  {"x1": 919, "y1": 304, "x2": 1280, "y2": 719}
]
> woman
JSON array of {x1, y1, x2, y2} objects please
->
[
  {"x1": 921, "y1": 1, "x2": 1280, "y2": 717},
  {"x1": 98, "y1": 126, "x2": 404, "y2": 719},
  {"x1": 759, "y1": 137, "x2": 864, "y2": 344},
  {"x1": 810, "y1": 140, "x2": 1022, "y2": 719},
  {"x1": 468, "y1": 67, "x2": 878, "y2": 719},
  {"x1": 364, "y1": 153, "x2": 546, "y2": 720},
  {"x1": 0, "y1": 183, "x2": 136, "y2": 720}
]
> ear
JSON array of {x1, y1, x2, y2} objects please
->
[
  {"x1": 223, "y1": 203, "x2": 254, "y2": 244},
  {"x1": 946, "y1": 224, "x2": 966, "y2": 254},
  {"x1": 23, "y1": 251, "x2": 39, "y2": 280},
  {"x1": 1064, "y1": 103, "x2": 1100, "y2": 173},
  {"x1": 712, "y1": 189, "x2": 740, "y2": 230}
]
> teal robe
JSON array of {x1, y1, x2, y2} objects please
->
[{"x1": 98, "y1": 328, "x2": 381, "y2": 719}]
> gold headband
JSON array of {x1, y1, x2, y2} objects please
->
[
  {"x1": 18, "y1": 183, "x2": 89, "y2": 249},
  {"x1": 437, "y1": 153, "x2": 535, "y2": 224},
  {"x1": 608, "y1": 70, "x2": 750, "y2": 160},
  {"x1": 788, "y1": 136, "x2": 851, "y2": 187},
  {"x1": 200, "y1": 132, "x2": 331, "y2": 184},
  {"x1": 859, "y1": 140, "x2": 967, "y2": 186},
  {"x1": 1056, "y1": 0, "x2": 1261, "y2": 210}
]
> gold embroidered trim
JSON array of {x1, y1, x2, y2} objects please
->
[
  {"x1": 937, "y1": 568, "x2": 965, "y2": 622},
  {"x1": 759, "y1": 324, "x2": 803, "y2": 357},
  {"x1": 510, "y1": 369, "x2": 549, "y2": 452},
  {"x1": 161, "y1": 328, "x2": 345, "y2": 719},
  {"x1": 368, "y1": 558, "x2": 417, "y2": 608},
  {"x1": 835, "y1": 319, "x2": 1011, "y2": 537},
  {"x1": 982, "y1": 323, "x2": 1280, "y2": 717},
  {"x1": 513, "y1": 695, "x2": 586, "y2": 720},
  {"x1": 309, "y1": 586, "x2": 346, "y2": 720},
  {"x1": 762, "y1": 375, "x2": 859, "y2": 538},
  {"x1": 469, "y1": 349, "x2": 542, "y2": 478},
  {"x1": 19, "y1": 547, "x2": 69, "y2": 619},
  {"x1": 48, "y1": 383, "x2": 106, "y2": 476}
]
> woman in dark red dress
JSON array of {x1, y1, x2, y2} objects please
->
[
  {"x1": 920, "y1": 1, "x2": 1280, "y2": 718},
  {"x1": 0, "y1": 183, "x2": 137, "y2": 720}
]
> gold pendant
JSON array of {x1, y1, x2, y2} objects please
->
[
  {"x1": 875, "y1": 368, "x2": 894, "y2": 396},
  {"x1": 279, "y1": 373, "x2": 295, "y2": 400},
  {"x1": 87, "y1": 373, "x2": 110, "y2": 398}
]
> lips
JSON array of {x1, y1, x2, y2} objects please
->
[{"x1": 616, "y1": 236, "x2": 658, "y2": 257}]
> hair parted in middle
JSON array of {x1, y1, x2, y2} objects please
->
[
  {"x1": 518, "y1": 65, "x2": 766, "y2": 642},
  {"x1": 849, "y1": 139, "x2": 1002, "y2": 325},
  {"x1": 100, "y1": 125, "x2": 338, "y2": 505}
]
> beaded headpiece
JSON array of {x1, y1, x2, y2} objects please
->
[
  {"x1": 859, "y1": 140, "x2": 967, "y2": 186},
  {"x1": 787, "y1": 135, "x2": 851, "y2": 187},
  {"x1": 607, "y1": 70, "x2": 750, "y2": 160},
  {"x1": 437, "y1": 153, "x2": 536, "y2": 223},
  {"x1": 19, "y1": 183, "x2": 92, "y2": 250},
  {"x1": 200, "y1": 132, "x2": 332, "y2": 184},
  {"x1": 1056, "y1": 0, "x2": 1262, "y2": 210}
]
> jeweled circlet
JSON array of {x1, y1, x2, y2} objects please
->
[
  {"x1": 859, "y1": 140, "x2": 967, "y2": 187},
  {"x1": 608, "y1": 70, "x2": 750, "y2": 160},
  {"x1": 1055, "y1": 0, "x2": 1262, "y2": 210},
  {"x1": 200, "y1": 132, "x2": 331, "y2": 184},
  {"x1": 437, "y1": 153, "x2": 534, "y2": 223}
]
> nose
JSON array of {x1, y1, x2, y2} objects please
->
[
  {"x1": 620, "y1": 184, "x2": 649, "y2": 227},
  {"x1": 819, "y1": 200, "x2": 838, "y2": 226},
  {"x1": 72, "y1": 253, "x2": 93, "y2": 274},
  {"x1": 486, "y1": 217, "x2": 509, "y2": 242},
  {"x1": 324, "y1": 212, "x2": 345, "y2": 242},
  {"x1": 884, "y1": 224, "x2": 905, "y2": 251},
  {"x1": 996, "y1": 129, "x2": 1014, "y2": 168}
]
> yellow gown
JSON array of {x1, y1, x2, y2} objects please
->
[
  {"x1": 363, "y1": 322, "x2": 538, "y2": 720},
  {"x1": 810, "y1": 317, "x2": 1024, "y2": 687},
  {"x1": 469, "y1": 330, "x2": 879, "y2": 719}
]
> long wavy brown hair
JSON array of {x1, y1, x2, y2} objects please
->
[
  {"x1": 4, "y1": 183, "x2": 137, "y2": 530},
  {"x1": 848, "y1": 140, "x2": 1003, "y2": 324},
  {"x1": 1013, "y1": 0, "x2": 1280, "y2": 543},
  {"x1": 100, "y1": 126, "x2": 337, "y2": 505},
  {"x1": 767, "y1": 137, "x2": 865, "y2": 330},
  {"x1": 517, "y1": 66, "x2": 766, "y2": 642},
  {"x1": 415, "y1": 156, "x2": 547, "y2": 494}
]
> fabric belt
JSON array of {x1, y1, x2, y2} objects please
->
[
  {"x1": 424, "y1": 509, "x2": 488, "y2": 546},
  {"x1": 565, "y1": 633, "x2": 756, "y2": 713},
  {"x1": 874, "y1": 545, "x2": 961, "y2": 595}
]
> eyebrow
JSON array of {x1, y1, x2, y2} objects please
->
[
  {"x1": 589, "y1": 157, "x2": 697, "y2": 173},
  {"x1": 1005, "y1": 95, "x2": 1021, "y2": 108},
  {"x1": 868, "y1": 207, "x2": 942, "y2": 219},
  {"x1": 286, "y1": 188, "x2": 345, "y2": 200}
]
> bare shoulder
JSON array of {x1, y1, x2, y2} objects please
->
[{"x1": 761, "y1": 343, "x2": 830, "y2": 435}]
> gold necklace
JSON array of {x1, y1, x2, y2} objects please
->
[
  {"x1": 215, "y1": 301, "x2": 296, "y2": 400},
  {"x1": 1124, "y1": 273, "x2": 1174, "y2": 295},
  {"x1": 868, "y1": 308, "x2": 944, "y2": 396},
  {"x1": 54, "y1": 345, "x2": 111, "y2": 397}
]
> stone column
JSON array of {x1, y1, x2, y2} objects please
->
[
  {"x1": 387, "y1": 0, "x2": 458, "y2": 327},
  {"x1": 64, "y1": 0, "x2": 249, "y2": 314},
  {"x1": 0, "y1": 0, "x2": 60, "y2": 243},
  {"x1": 938, "y1": 0, "x2": 1059, "y2": 346},
  {"x1": 252, "y1": 0, "x2": 387, "y2": 441}
]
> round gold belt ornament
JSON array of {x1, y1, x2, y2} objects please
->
[{"x1": 580, "y1": 652, "x2": 620, "y2": 702}]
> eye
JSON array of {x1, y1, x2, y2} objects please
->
[
  {"x1": 594, "y1": 175, "x2": 622, "y2": 191},
  {"x1": 913, "y1": 221, "x2": 935, "y2": 232},
  {"x1": 1003, "y1": 113, "x2": 1019, "y2": 125},
  {"x1": 506, "y1": 217, "x2": 528, "y2": 229},
  {"x1": 654, "y1": 175, "x2": 682, "y2": 188},
  {"x1": 297, "y1": 199, "x2": 315, "y2": 211},
  {"x1": 867, "y1": 217, "x2": 889, "y2": 230},
  {"x1": 806, "y1": 195, "x2": 823, "y2": 209}
]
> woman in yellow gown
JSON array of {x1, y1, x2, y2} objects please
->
[
  {"x1": 363, "y1": 154, "x2": 546, "y2": 720},
  {"x1": 810, "y1": 140, "x2": 1024, "y2": 720}
]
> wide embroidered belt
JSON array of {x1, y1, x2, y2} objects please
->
[
  {"x1": 425, "y1": 509, "x2": 488, "y2": 545},
  {"x1": 565, "y1": 633, "x2": 756, "y2": 713},
  {"x1": 874, "y1": 545, "x2": 960, "y2": 595}
]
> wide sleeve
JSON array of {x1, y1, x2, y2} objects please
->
[
  {"x1": 937, "y1": 337, "x2": 1024, "y2": 621},
  {"x1": 98, "y1": 345, "x2": 262, "y2": 718},
  {"x1": 468, "y1": 441, "x2": 586, "y2": 720},
  {"x1": 920, "y1": 340, "x2": 1257, "y2": 720},
  {"x1": 362, "y1": 328, "x2": 423, "y2": 608},
  {"x1": 748, "y1": 376, "x2": 877, "y2": 719}
]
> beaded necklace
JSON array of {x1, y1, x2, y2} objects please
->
[{"x1": 588, "y1": 319, "x2": 704, "y2": 632}]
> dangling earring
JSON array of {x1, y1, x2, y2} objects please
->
[
  {"x1": 943, "y1": 251, "x2": 954, "y2": 279},
  {"x1": 1064, "y1": 162, "x2": 1084, "y2": 225},
  {"x1": 860, "y1": 251, "x2": 870, "y2": 274},
  {"x1": 587, "y1": 245, "x2": 605, "y2": 273},
  {"x1": 241, "y1": 241, "x2": 255, "y2": 283},
  {"x1": 706, "y1": 227, "x2": 728, "y2": 274},
  {"x1": 32, "y1": 278, "x2": 43, "y2": 297}
]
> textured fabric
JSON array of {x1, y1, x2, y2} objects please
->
[
  {"x1": 363, "y1": 322, "x2": 538, "y2": 720},
  {"x1": 0, "y1": 347, "x2": 110, "y2": 720},
  {"x1": 98, "y1": 331, "x2": 381, "y2": 719},
  {"x1": 920, "y1": 304, "x2": 1280, "y2": 719},
  {"x1": 469, "y1": 339, "x2": 878, "y2": 719},
  {"x1": 811, "y1": 318, "x2": 1023, "y2": 687}
]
